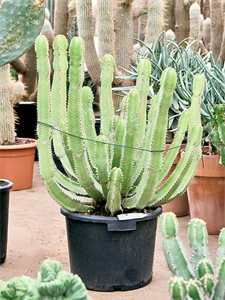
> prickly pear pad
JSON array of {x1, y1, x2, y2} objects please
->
[{"x1": 0, "y1": 0, "x2": 45, "y2": 66}]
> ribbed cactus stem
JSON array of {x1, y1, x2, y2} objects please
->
[
  {"x1": 138, "y1": 10, "x2": 148, "y2": 42},
  {"x1": 53, "y1": 0, "x2": 69, "y2": 37},
  {"x1": 76, "y1": 0, "x2": 101, "y2": 86},
  {"x1": 105, "y1": 167, "x2": 123, "y2": 215},
  {"x1": 159, "y1": 212, "x2": 196, "y2": 280},
  {"x1": 175, "y1": 0, "x2": 189, "y2": 44},
  {"x1": 161, "y1": 212, "x2": 225, "y2": 300},
  {"x1": 135, "y1": 59, "x2": 151, "y2": 149},
  {"x1": 217, "y1": 228, "x2": 225, "y2": 268},
  {"x1": 189, "y1": 3, "x2": 200, "y2": 49},
  {"x1": 210, "y1": 0, "x2": 223, "y2": 62},
  {"x1": 203, "y1": 18, "x2": 211, "y2": 51},
  {"x1": 212, "y1": 260, "x2": 225, "y2": 299},
  {"x1": 188, "y1": 219, "x2": 212, "y2": 267},
  {"x1": 187, "y1": 280, "x2": 206, "y2": 299},
  {"x1": 145, "y1": 0, "x2": 164, "y2": 45},
  {"x1": 100, "y1": 54, "x2": 115, "y2": 139},
  {"x1": 0, "y1": 65, "x2": 15, "y2": 145},
  {"x1": 114, "y1": 0, "x2": 134, "y2": 71},
  {"x1": 97, "y1": 0, "x2": 114, "y2": 60},
  {"x1": 164, "y1": 0, "x2": 175, "y2": 32},
  {"x1": 169, "y1": 277, "x2": 188, "y2": 300},
  {"x1": 211, "y1": 104, "x2": 225, "y2": 166},
  {"x1": 197, "y1": 259, "x2": 214, "y2": 279},
  {"x1": 120, "y1": 89, "x2": 139, "y2": 196},
  {"x1": 95, "y1": 135, "x2": 110, "y2": 198}
]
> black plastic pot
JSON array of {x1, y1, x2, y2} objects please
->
[
  {"x1": 0, "y1": 180, "x2": 13, "y2": 264},
  {"x1": 61, "y1": 206, "x2": 162, "y2": 291},
  {"x1": 14, "y1": 102, "x2": 38, "y2": 160}
]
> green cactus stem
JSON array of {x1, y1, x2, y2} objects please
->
[
  {"x1": 188, "y1": 218, "x2": 212, "y2": 267},
  {"x1": 169, "y1": 277, "x2": 188, "y2": 300},
  {"x1": 211, "y1": 104, "x2": 225, "y2": 166},
  {"x1": 161, "y1": 212, "x2": 225, "y2": 300},
  {"x1": 160, "y1": 212, "x2": 196, "y2": 280}
]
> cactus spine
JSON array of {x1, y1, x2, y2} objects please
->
[
  {"x1": 36, "y1": 35, "x2": 203, "y2": 216},
  {"x1": 161, "y1": 212, "x2": 225, "y2": 300}
]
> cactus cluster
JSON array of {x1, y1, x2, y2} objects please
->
[
  {"x1": 160, "y1": 212, "x2": 225, "y2": 300},
  {"x1": 0, "y1": 259, "x2": 91, "y2": 300},
  {"x1": 35, "y1": 34, "x2": 204, "y2": 216},
  {"x1": 211, "y1": 104, "x2": 225, "y2": 166}
]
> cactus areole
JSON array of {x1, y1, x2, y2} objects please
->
[{"x1": 35, "y1": 35, "x2": 204, "y2": 217}]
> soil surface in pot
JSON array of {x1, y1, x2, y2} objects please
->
[
  {"x1": 0, "y1": 162, "x2": 219, "y2": 300},
  {"x1": 0, "y1": 182, "x2": 8, "y2": 188},
  {"x1": 1, "y1": 138, "x2": 35, "y2": 146}
]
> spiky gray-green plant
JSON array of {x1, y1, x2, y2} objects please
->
[
  {"x1": 160, "y1": 212, "x2": 225, "y2": 300},
  {"x1": 0, "y1": 259, "x2": 91, "y2": 300},
  {"x1": 35, "y1": 34, "x2": 204, "y2": 216}
]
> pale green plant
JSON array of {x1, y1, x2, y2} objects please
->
[{"x1": 35, "y1": 34, "x2": 204, "y2": 216}]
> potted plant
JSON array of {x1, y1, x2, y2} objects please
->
[
  {"x1": 35, "y1": 34, "x2": 204, "y2": 291},
  {"x1": 160, "y1": 212, "x2": 225, "y2": 299},
  {"x1": 187, "y1": 103, "x2": 225, "y2": 234},
  {"x1": 0, "y1": 259, "x2": 91, "y2": 300},
  {"x1": 0, "y1": 0, "x2": 45, "y2": 190},
  {"x1": 0, "y1": 180, "x2": 13, "y2": 264}
]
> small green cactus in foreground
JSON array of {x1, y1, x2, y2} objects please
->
[
  {"x1": 160, "y1": 212, "x2": 225, "y2": 300},
  {"x1": 0, "y1": 259, "x2": 91, "y2": 300},
  {"x1": 35, "y1": 34, "x2": 204, "y2": 216}
]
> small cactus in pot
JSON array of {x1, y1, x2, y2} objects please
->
[
  {"x1": 160, "y1": 212, "x2": 225, "y2": 299},
  {"x1": 35, "y1": 34, "x2": 205, "y2": 216}
]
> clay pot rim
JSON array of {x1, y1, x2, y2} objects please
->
[{"x1": 0, "y1": 138, "x2": 37, "y2": 150}]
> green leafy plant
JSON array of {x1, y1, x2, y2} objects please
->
[
  {"x1": 0, "y1": 259, "x2": 91, "y2": 300},
  {"x1": 116, "y1": 32, "x2": 225, "y2": 152},
  {"x1": 35, "y1": 34, "x2": 204, "y2": 216},
  {"x1": 160, "y1": 212, "x2": 225, "y2": 299}
]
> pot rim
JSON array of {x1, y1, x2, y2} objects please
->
[
  {"x1": 0, "y1": 138, "x2": 37, "y2": 150},
  {"x1": 0, "y1": 179, "x2": 13, "y2": 192},
  {"x1": 61, "y1": 206, "x2": 162, "y2": 231}
]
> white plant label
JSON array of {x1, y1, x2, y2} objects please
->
[{"x1": 117, "y1": 213, "x2": 147, "y2": 221}]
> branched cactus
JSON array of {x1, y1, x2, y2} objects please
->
[
  {"x1": 35, "y1": 34, "x2": 204, "y2": 216},
  {"x1": 160, "y1": 212, "x2": 225, "y2": 300},
  {"x1": 0, "y1": 259, "x2": 91, "y2": 300}
]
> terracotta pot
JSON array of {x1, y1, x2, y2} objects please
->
[
  {"x1": 187, "y1": 154, "x2": 225, "y2": 234},
  {"x1": 161, "y1": 144, "x2": 189, "y2": 217},
  {"x1": 0, "y1": 138, "x2": 37, "y2": 191}
]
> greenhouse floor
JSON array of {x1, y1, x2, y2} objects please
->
[{"x1": 0, "y1": 162, "x2": 219, "y2": 299}]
